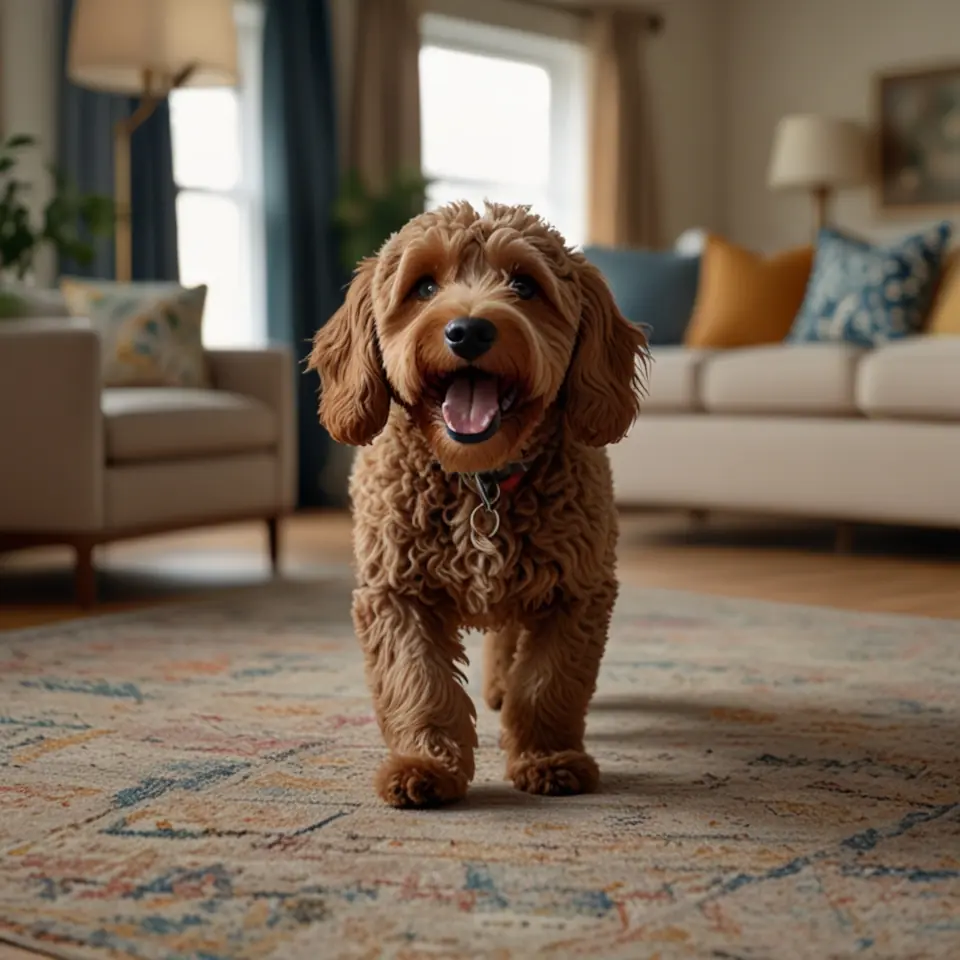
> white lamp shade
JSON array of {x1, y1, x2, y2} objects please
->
[
  {"x1": 68, "y1": 0, "x2": 239, "y2": 94},
  {"x1": 768, "y1": 115, "x2": 866, "y2": 191}
]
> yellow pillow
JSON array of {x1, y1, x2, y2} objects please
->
[
  {"x1": 926, "y1": 247, "x2": 960, "y2": 335},
  {"x1": 684, "y1": 235, "x2": 814, "y2": 348}
]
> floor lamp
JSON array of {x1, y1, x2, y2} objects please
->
[
  {"x1": 767, "y1": 115, "x2": 866, "y2": 242},
  {"x1": 66, "y1": 0, "x2": 239, "y2": 282}
]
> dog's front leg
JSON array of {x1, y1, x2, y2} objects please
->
[
  {"x1": 500, "y1": 581, "x2": 617, "y2": 796},
  {"x1": 353, "y1": 586, "x2": 476, "y2": 808}
]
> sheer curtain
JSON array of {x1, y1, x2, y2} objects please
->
[
  {"x1": 585, "y1": 9, "x2": 660, "y2": 249},
  {"x1": 346, "y1": 0, "x2": 423, "y2": 188}
]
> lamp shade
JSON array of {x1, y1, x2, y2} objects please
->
[
  {"x1": 68, "y1": 0, "x2": 239, "y2": 94},
  {"x1": 767, "y1": 115, "x2": 866, "y2": 191}
]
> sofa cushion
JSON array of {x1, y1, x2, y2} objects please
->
[
  {"x1": 683, "y1": 235, "x2": 814, "y2": 348},
  {"x1": 788, "y1": 222, "x2": 952, "y2": 346},
  {"x1": 644, "y1": 346, "x2": 713, "y2": 412},
  {"x1": 102, "y1": 388, "x2": 277, "y2": 464},
  {"x1": 583, "y1": 245, "x2": 699, "y2": 345},
  {"x1": 700, "y1": 343, "x2": 866, "y2": 416},
  {"x1": 856, "y1": 338, "x2": 960, "y2": 421}
]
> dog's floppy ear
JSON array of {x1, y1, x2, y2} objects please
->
[
  {"x1": 308, "y1": 258, "x2": 391, "y2": 446},
  {"x1": 563, "y1": 259, "x2": 648, "y2": 447}
]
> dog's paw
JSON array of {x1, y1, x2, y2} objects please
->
[
  {"x1": 483, "y1": 681, "x2": 505, "y2": 712},
  {"x1": 508, "y1": 750, "x2": 599, "y2": 797},
  {"x1": 375, "y1": 754, "x2": 468, "y2": 809}
]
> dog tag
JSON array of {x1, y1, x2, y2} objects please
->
[{"x1": 469, "y1": 500, "x2": 501, "y2": 552}]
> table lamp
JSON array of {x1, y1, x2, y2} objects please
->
[
  {"x1": 767, "y1": 115, "x2": 866, "y2": 240},
  {"x1": 67, "y1": 0, "x2": 239, "y2": 281}
]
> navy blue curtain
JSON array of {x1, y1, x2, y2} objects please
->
[
  {"x1": 262, "y1": 0, "x2": 344, "y2": 508},
  {"x1": 58, "y1": 0, "x2": 179, "y2": 280}
]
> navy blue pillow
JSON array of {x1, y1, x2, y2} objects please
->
[{"x1": 583, "y1": 246, "x2": 700, "y2": 345}]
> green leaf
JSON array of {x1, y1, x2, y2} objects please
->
[
  {"x1": 4, "y1": 134, "x2": 36, "y2": 150},
  {"x1": 333, "y1": 168, "x2": 433, "y2": 273},
  {"x1": 0, "y1": 132, "x2": 114, "y2": 270}
]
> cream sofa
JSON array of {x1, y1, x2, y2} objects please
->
[
  {"x1": 610, "y1": 338, "x2": 959, "y2": 534},
  {"x1": 0, "y1": 319, "x2": 297, "y2": 606}
]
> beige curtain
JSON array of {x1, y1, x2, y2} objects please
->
[
  {"x1": 586, "y1": 10, "x2": 660, "y2": 248},
  {"x1": 347, "y1": 0, "x2": 423, "y2": 190}
]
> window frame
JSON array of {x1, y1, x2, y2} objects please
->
[
  {"x1": 171, "y1": 0, "x2": 267, "y2": 347},
  {"x1": 419, "y1": 12, "x2": 587, "y2": 247}
]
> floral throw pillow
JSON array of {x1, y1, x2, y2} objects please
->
[
  {"x1": 59, "y1": 278, "x2": 209, "y2": 388},
  {"x1": 787, "y1": 223, "x2": 952, "y2": 346}
]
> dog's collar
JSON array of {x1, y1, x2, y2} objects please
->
[
  {"x1": 456, "y1": 460, "x2": 530, "y2": 553},
  {"x1": 461, "y1": 460, "x2": 529, "y2": 504}
]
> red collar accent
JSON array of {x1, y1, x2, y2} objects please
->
[
  {"x1": 498, "y1": 470, "x2": 525, "y2": 494},
  {"x1": 465, "y1": 462, "x2": 530, "y2": 501}
]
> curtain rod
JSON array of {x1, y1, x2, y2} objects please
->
[{"x1": 515, "y1": 1, "x2": 665, "y2": 33}]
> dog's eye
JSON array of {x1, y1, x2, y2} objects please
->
[
  {"x1": 509, "y1": 274, "x2": 539, "y2": 300},
  {"x1": 412, "y1": 276, "x2": 439, "y2": 300}
]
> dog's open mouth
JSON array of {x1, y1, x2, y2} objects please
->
[{"x1": 439, "y1": 370, "x2": 518, "y2": 445}]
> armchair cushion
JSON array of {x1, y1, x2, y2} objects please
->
[{"x1": 102, "y1": 388, "x2": 277, "y2": 464}]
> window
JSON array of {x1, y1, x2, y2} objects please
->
[
  {"x1": 419, "y1": 14, "x2": 587, "y2": 247},
  {"x1": 170, "y1": 0, "x2": 265, "y2": 348}
]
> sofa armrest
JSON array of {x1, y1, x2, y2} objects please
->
[
  {"x1": 205, "y1": 346, "x2": 297, "y2": 511},
  {"x1": 0, "y1": 320, "x2": 104, "y2": 532}
]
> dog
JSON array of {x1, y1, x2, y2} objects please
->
[{"x1": 308, "y1": 201, "x2": 648, "y2": 808}]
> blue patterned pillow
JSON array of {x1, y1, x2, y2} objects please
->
[{"x1": 787, "y1": 223, "x2": 952, "y2": 346}]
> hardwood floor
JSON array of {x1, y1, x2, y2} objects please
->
[{"x1": 2, "y1": 509, "x2": 960, "y2": 630}]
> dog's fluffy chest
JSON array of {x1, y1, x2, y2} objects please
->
[{"x1": 351, "y1": 441, "x2": 615, "y2": 627}]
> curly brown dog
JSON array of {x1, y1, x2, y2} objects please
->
[{"x1": 309, "y1": 201, "x2": 647, "y2": 808}]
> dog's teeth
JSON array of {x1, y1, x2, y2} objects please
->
[{"x1": 500, "y1": 387, "x2": 517, "y2": 412}]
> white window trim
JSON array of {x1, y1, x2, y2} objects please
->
[
  {"x1": 172, "y1": 0, "x2": 266, "y2": 347},
  {"x1": 419, "y1": 12, "x2": 587, "y2": 247},
  {"x1": 235, "y1": 0, "x2": 267, "y2": 347}
]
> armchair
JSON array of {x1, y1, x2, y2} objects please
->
[{"x1": 0, "y1": 319, "x2": 297, "y2": 606}]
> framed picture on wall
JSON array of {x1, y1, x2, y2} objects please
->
[{"x1": 876, "y1": 63, "x2": 960, "y2": 214}]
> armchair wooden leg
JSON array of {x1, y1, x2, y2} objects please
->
[
  {"x1": 834, "y1": 522, "x2": 855, "y2": 555},
  {"x1": 266, "y1": 516, "x2": 281, "y2": 575},
  {"x1": 74, "y1": 541, "x2": 96, "y2": 608}
]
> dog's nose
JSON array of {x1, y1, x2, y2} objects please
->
[{"x1": 444, "y1": 316, "x2": 498, "y2": 361}]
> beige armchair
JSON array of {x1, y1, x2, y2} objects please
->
[{"x1": 0, "y1": 319, "x2": 297, "y2": 606}]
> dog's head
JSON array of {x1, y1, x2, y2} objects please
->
[{"x1": 309, "y1": 201, "x2": 648, "y2": 473}]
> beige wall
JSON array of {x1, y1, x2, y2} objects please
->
[
  {"x1": 0, "y1": 0, "x2": 60, "y2": 284},
  {"x1": 723, "y1": 0, "x2": 960, "y2": 253},
  {"x1": 646, "y1": 0, "x2": 724, "y2": 244}
]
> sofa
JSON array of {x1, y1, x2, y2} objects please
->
[
  {"x1": 0, "y1": 317, "x2": 297, "y2": 607},
  {"x1": 592, "y1": 225, "x2": 960, "y2": 540},
  {"x1": 609, "y1": 338, "x2": 959, "y2": 535}
]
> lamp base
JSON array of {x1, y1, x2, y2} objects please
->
[
  {"x1": 811, "y1": 185, "x2": 832, "y2": 242},
  {"x1": 112, "y1": 69, "x2": 165, "y2": 282}
]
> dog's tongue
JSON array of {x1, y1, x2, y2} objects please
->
[{"x1": 442, "y1": 374, "x2": 499, "y2": 435}]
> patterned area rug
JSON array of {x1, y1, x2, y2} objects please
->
[{"x1": 1, "y1": 573, "x2": 959, "y2": 960}]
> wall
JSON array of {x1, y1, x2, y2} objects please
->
[
  {"x1": 645, "y1": 0, "x2": 724, "y2": 244},
  {"x1": 330, "y1": 0, "x2": 725, "y2": 245},
  {"x1": 0, "y1": 0, "x2": 61, "y2": 285},
  {"x1": 722, "y1": 0, "x2": 960, "y2": 252}
]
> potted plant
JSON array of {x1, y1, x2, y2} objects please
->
[
  {"x1": 333, "y1": 168, "x2": 432, "y2": 275},
  {"x1": 0, "y1": 133, "x2": 114, "y2": 317}
]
